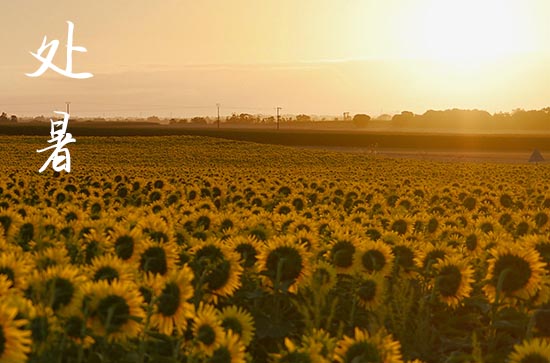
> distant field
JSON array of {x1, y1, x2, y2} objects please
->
[
  {"x1": 1, "y1": 135, "x2": 550, "y2": 363},
  {"x1": 1, "y1": 122, "x2": 550, "y2": 155}
]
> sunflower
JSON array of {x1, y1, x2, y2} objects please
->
[
  {"x1": 391, "y1": 240, "x2": 418, "y2": 279},
  {"x1": 0, "y1": 275, "x2": 14, "y2": 298},
  {"x1": 358, "y1": 240, "x2": 395, "y2": 276},
  {"x1": 137, "y1": 214, "x2": 174, "y2": 244},
  {"x1": 0, "y1": 251, "x2": 32, "y2": 292},
  {"x1": 227, "y1": 235, "x2": 261, "y2": 270},
  {"x1": 301, "y1": 329, "x2": 337, "y2": 360},
  {"x1": 149, "y1": 266, "x2": 195, "y2": 336},
  {"x1": 14, "y1": 212, "x2": 43, "y2": 252},
  {"x1": 61, "y1": 200, "x2": 83, "y2": 219},
  {"x1": 192, "y1": 303, "x2": 224, "y2": 356},
  {"x1": 304, "y1": 260, "x2": 338, "y2": 294},
  {"x1": 476, "y1": 216, "x2": 503, "y2": 235},
  {"x1": 432, "y1": 256, "x2": 474, "y2": 308},
  {"x1": 214, "y1": 212, "x2": 242, "y2": 234},
  {"x1": 354, "y1": 274, "x2": 386, "y2": 310},
  {"x1": 244, "y1": 215, "x2": 274, "y2": 242},
  {"x1": 135, "y1": 239, "x2": 178, "y2": 276},
  {"x1": 87, "y1": 254, "x2": 134, "y2": 284},
  {"x1": 461, "y1": 229, "x2": 485, "y2": 258},
  {"x1": 334, "y1": 328, "x2": 403, "y2": 363},
  {"x1": 522, "y1": 235, "x2": 550, "y2": 273},
  {"x1": 513, "y1": 216, "x2": 536, "y2": 239},
  {"x1": 270, "y1": 337, "x2": 329, "y2": 363},
  {"x1": 108, "y1": 226, "x2": 143, "y2": 262},
  {"x1": 33, "y1": 265, "x2": 86, "y2": 316},
  {"x1": 80, "y1": 229, "x2": 109, "y2": 265},
  {"x1": 483, "y1": 244, "x2": 546, "y2": 303},
  {"x1": 414, "y1": 242, "x2": 453, "y2": 273},
  {"x1": 62, "y1": 313, "x2": 95, "y2": 348},
  {"x1": 258, "y1": 236, "x2": 311, "y2": 293},
  {"x1": 507, "y1": 338, "x2": 550, "y2": 363},
  {"x1": 220, "y1": 305, "x2": 255, "y2": 346},
  {"x1": 0, "y1": 208, "x2": 23, "y2": 240},
  {"x1": 17, "y1": 299, "x2": 59, "y2": 354},
  {"x1": 190, "y1": 238, "x2": 243, "y2": 302},
  {"x1": 388, "y1": 215, "x2": 414, "y2": 236},
  {"x1": 33, "y1": 246, "x2": 71, "y2": 271},
  {"x1": 326, "y1": 233, "x2": 360, "y2": 275},
  {"x1": 207, "y1": 331, "x2": 246, "y2": 363},
  {"x1": 0, "y1": 302, "x2": 32, "y2": 363},
  {"x1": 288, "y1": 215, "x2": 318, "y2": 235},
  {"x1": 84, "y1": 280, "x2": 145, "y2": 343}
]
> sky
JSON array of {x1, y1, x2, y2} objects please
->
[{"x1": 1, "y1": 0, "x2": 550, "y2": 118}]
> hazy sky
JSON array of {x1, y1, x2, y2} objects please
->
[{"x1": 1, "y1": 0, "x2": 550, "y2": 118}]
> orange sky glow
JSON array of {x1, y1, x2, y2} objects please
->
[{"x1": 1, "y1": 0, "x2": 549, "y2": 118}]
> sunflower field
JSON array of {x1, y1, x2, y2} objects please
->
[{"x1": 0, "y1": 135, "x2": 549, "y2": 363}]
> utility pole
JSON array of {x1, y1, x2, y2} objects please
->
[
  {"x1": 216, "y1": 103, "x2": 220, "y2": 129},
  {"x1": 276, "y1": 107, "x2": 282, "y2": 130},
  {"x1": 65, "y1": 101, "x2": 71, "y2": 115}
]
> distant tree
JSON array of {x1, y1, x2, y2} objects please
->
[
  {"x1": 146, "y1": 116, "x2": 160, "y2": 123},
  {"x1": 262, "y1": 116, "x2": 275, "y2": 124},
  {"x1": 10, "y1": 115, "x2": 18, "y2": 123},
  {"x1": 0, "y1": 112, "x2": 8, "y2": 123},
  {"x1": 352, "y1": 114, "x2": 371, "y2": 128},
  {"x1": 226, "y1": 113, "x2": 256, "y2": 124},
  {"x1": 375, "y1": 114, "x2": 392, "y2": 121},
  {"x1": 190, "y1": 117, "x2": 207, "y2": 124},
  {"x1": 392, "y1": 111, "x2": 415, "y2": 125},
  {"x1": 296, "y1": 114, "x2": 312, "y2": 122}
]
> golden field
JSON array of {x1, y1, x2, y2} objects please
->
[{"x1": 0, "y1": 135, "x2": 549, "y2": 363}]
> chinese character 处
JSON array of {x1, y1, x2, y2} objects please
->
[{"x1": 26, "y1": 21, "x2": 93, "y2": 79}]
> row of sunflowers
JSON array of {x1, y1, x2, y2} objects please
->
[{"x1": 0, "y1": 135, "x2": 549, "y2": 362}]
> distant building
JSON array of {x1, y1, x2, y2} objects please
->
[{"x1": 529, "y1": 149, "x2": 545, "y2": 163}]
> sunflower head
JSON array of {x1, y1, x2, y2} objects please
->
[
  {"x1": 259, "y1": 236, "x2": 311, "y2": 293},
  {"x1": 208, "y1": 331, "x2": 246, "y2": 363},
  {"x1": 334, "y1": 328, "x2": 403, "y2": 363},
  {"x1": 327, "y1": 235, "x2": 359, "y2": 274},
  {"x1": 190, "y1": 239, "x2": 243, "y2": 302},
  {"x1": 358, "y1": 241, "x2": 395, "y2": 276},
  {"x1": 507, "y1": 338, "x2": 550, "y2": 363},
  {"x1": 220, "y1": 305, "x2": 255, "y2": 346},
  {"x1": 37, "y1": 265, "x2": 85, "y2": 315},
  {"x1": 109, "y1": 226, "x2": 142, "y2": 261},
  {"x1": 88, "y1": 254, "x2": 133, "y2": 284},
  {"x1": 228, "y1": 235, "x2": 261, "y2": 270},
  {"x1": 137, "y1": 239, "x2": 178, "y2": 276},
  {"x1": 0, "y1": 302, "x2": 32, "y2": 363},
  {"x1": 84, "y1": 280, "x2": 145, "y2": 342},
  {"x1": 149, "y1": 266, "x2": 195, "y2": 336},
  {"x1": 355, "y1": 274, "x2": 385, "y2": 310},
  {"x1": 433, "y1": 256, "x2": 474, "y2": 308},
  {"x1": 391, "y1": 241, "x2": 418, "y2": 278},
  {"x1": 192, "y1": 303, "x2": 224, "y2": 356},
  {"x1": 270, "y1": 337, "x2": 329, "y2": 363},
  {"x1": 484, "y1": 244, "x2": 546, "y2": 303}
]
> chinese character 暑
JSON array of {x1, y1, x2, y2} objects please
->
[
  {"x1": 37, "y1": 111, "x2": 76, "y2": 173},
  {"x1": 26, "y1": 21, "x2": 93, "y2": 79}
]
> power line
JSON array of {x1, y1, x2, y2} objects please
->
[
  {"x1": 276, "y1": 107, "x2": 282, "y2": 130},
  {"x1": 216, "y1": 103, "x2": 220, "y2": 129}
]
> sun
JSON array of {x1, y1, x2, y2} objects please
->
[{"x1": 413, "y1": 0, "x2": 535, "y2": 62}]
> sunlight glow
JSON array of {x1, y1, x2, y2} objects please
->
[{"x1": 413, "y1": 0, "x2": 536, "y2": 62}]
